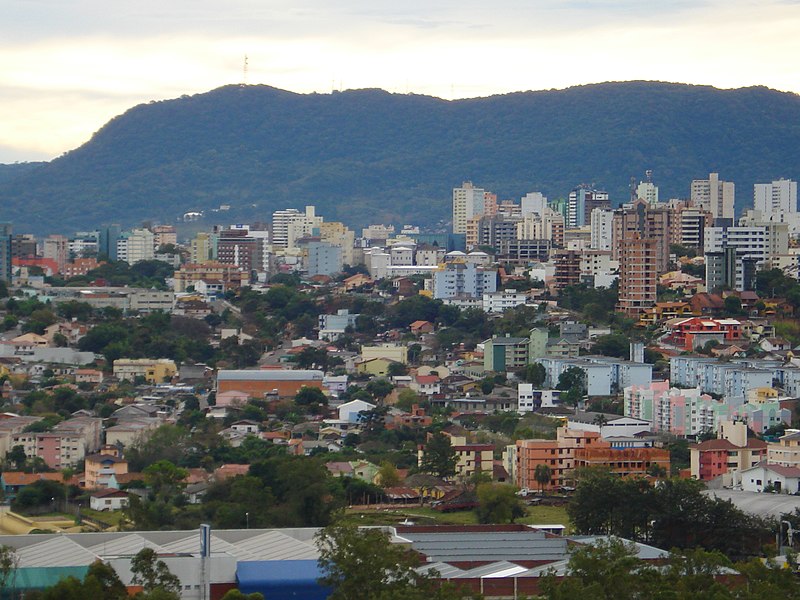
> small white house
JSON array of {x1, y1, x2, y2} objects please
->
[
  {"x1": 230, "y1": 420, "x2": 260, "y2": 434},
  {"x1": 90, "y1": 488, "x2": 129, "y2": 511},
  {"x1": 741, "y1": 463, "x2": 800, "y2": 494},
  {"x1": 337, "y1": 399, "x2": 376, "y2": 423}
]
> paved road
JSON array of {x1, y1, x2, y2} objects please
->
[{"x1": 703, "y1": 489, "x2": 800, "y2": 518}]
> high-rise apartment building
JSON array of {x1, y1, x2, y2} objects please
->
[
  {"x1": 116, "y1": 229, "x2": 154, "y2": 265},
  {"x1": 517, "y1": 208, "x2": 565, "y2": 248},
  {"x1": 611, "y1": 199, "x2": 672, "y2": 275},
  {"x1": 520, "y1": 192, "x2": 547, "y2": 216},
  {"x1": 190, "y1": 232, "x2": 216, "y2": 264},
  {"x1": 11, "y1": 233, "x2": 36, "y2": 260},
  {"x1": 704, "y1": 212, "x2": 788, "y2": 291},
  {"x1": 754, "y1": 178, "x2": 797, "y2": 215},
  {"x1": 691, "y1": 172, "x2": 735, "y2": 220},
  {"x1": 0, "y1": 224, "x2": 11, "y2": 283},
  {"x1": 432, "y1": 260, "x2": 497, "y2": 299},
  {"x1": 98, "y1": 225, "x2": 122, "y2": 261},
  {"x1": 452, "y1": 181, "x2": 486, "y2": 234},
  {"x1": 567, "y1": 185, "x2": 610, "y2": 228},
  {"x1": 271, "y1": 208, "x2": 303, "y2": 249},
  {"x1": 590, "y1": 208, "x2": 614, "y2": 251},
  {"x1": 616, "y1": 233, "x2": 658, "y2": 316},
  {"x1": 152, "y1": 225, "x2": 178, "y2": 249},
  {"x1": 43, "y1": 235, "x2": 69, "y2": 272}
]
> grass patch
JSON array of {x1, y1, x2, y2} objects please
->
[
  {"x1": 81, "y1": 508, "x2": 127, "y2": 528},
  {"x1": 340, "y1": 503, "x2": 571, "y2": 530}
]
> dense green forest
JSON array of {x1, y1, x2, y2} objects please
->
[{"x1": 2, "y1": 81, "x2": 800, "y2": 234}]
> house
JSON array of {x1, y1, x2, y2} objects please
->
[
  {"x1": 185, "y1": 481, "x2": 209, "y2": 505},
  {"x1": 410, "y1": 321, "x2": 435, "y2": 335},
  {"x1": 213, "y1": 464, "x2": 250, "y2": 481},
  {"x1": 215, "y1": 390, "x2": 250, "y2": 408},
  {"x1": 760, "y1": 337, "x2": 792, "y2": 353},
  {"x1": 411, "y1": 375, "x2": 441, "y2": 396},
  {"x1": 74, "y1": 369, "x2": 104, "y2": 385},
  {"x1": 325, "y1": 462, "x2": 355, "y2": 478},
  {"x1": 740, "y1": 463, "x2": 800, "y2": 494},
  {"x1": 230, "y1": 420, "x2": 260, "y2": 435},
  {"x1": 112, "y1": 358, "x2": 177, "y2": 383},
  {"x1": 690, "y1": 422, "x2": 767, "y2": 484},
  {"x1": 0, "y1": 472, "x2": 65, "y2": 500},
  {"x1": 342, "y1": 273, "x2": 372, "y2": 291},
  {"x1": 689, "y1": 293, "x2": 725, "y2": 316},
  {"x1": 338, "y1": 400, "x2": 376, "y2": 423},
  {"x1": 90, "y1": 488, "x2": 129, "y2": 511},
  {"x1": 84, "y1": 453, "x2": 129, "y2": 489}
]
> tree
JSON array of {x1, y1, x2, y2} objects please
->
[
  {"x1": 130, "y1": 547, "x2": 181, "y2": 598},
  {"x1": 0, "y1": 545, "x2": 18, "y2": 592},
  {"x1": 295, "y1": 386, "x2": 328, "y2": 406},
  {"x1": 316, "y1": 523, "x2": 463, "y2": 600},
  {"x1": 376, "y1": 461, "x2": 401, "y2": 488},
  {"x1": 590, "y1": 334, "x2": 630, "y2": 358},
  {"x1": 534, "y1": 463, "x2": 552, "y2": 494},
  {"x1": 475, "y1": 483, "x2": 526, "y2": 524},
  {"x1": 220, "y1": 591, "x2": 265, "y2": 600},
  {"x1": 522, "y1": 362, "x2": 546, "y2": 387},
  {"x1": 143, "y1": 460, "x2": 188, "y2": 502},
  {"x1": 387, "y1": 362, "x2": 409, "y2": 377},
  {"x1": 419, "y1": 432, "x2": 458, "y2": 479},
  {"x1": 365, "y1": 378, "x2": 394, "y2": 401},
  {"x1": 7, "y1": 444, "x2": 26, "y2": 470},
  {"x1": 557, "y1": 366, "x2": 586, "y2": 405}
]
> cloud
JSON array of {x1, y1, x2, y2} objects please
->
[{"x1": 0, "y1": 0, "x2": 799, "y2": 161}]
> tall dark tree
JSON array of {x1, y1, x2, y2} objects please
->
[{"x1": 420, "y1": 432, "x2": 458, "y2": 479}]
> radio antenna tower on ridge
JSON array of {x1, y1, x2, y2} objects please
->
[{"x1": 243, "y1": 55, "x2": 249, "y2": 85}]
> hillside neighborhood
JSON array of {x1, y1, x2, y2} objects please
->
[{"x1": 2, "y1": 175, "x2": 800, "y2": 596}]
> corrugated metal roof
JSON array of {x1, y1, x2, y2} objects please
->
[
  {"x1": 403, "y1": 532, "x2": 568, "y2": 562},
  {"x1": 217, "y1": 370, "x2": 324, "y2": 381},
  {"x1": 17, "y1": 536, "x2": 99, "y2": 567},
  {"x1": 224, "y1": 530, "x2": 319, "y2": 561},
  {"x1": 454, "y1": 561, "x2": 530, "y2": 579},
  {"x1": 86, "y1": 533, "x2": 165, "y2": 556}
]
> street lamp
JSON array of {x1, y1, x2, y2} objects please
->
[{"x1": 246, "y1": 512, "x2": 249, "y2": 529}]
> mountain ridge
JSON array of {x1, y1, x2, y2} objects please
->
[{"x1": 2, "y1": 81, "x2": 799, "y2": 235}]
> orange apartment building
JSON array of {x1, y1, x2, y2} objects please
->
[
  {"x1": 515, "y1": 427, "x2": 670, "y2": 490},
  {"x1": 574, "y1": 447, "x2": 670, "y2": 477},
  {"x1": 612, "y1": 199, "x2": 672, "y2": 275},
  {"x1": 515, "y1": 428, "x2": 608, "y2": 490},
  {"x1": 616, "y1": 234, "x2": 658, "y2": 317}
]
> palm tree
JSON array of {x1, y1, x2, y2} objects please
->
[{"x1": 534, "y1": 463, "x2": 552, "y2": 495}]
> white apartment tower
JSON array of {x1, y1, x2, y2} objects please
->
[
  {"x1": 520, "y1": 192, "x2": 547, "y2": 216},
  {"x1": 116, "y1": 229, "x2": 155, "y2": 265},
  {"x1": 452, "y1": 181, "x2": 486, "y2": 234},
  {"x1": 754, "y1": 179, "x2": 797, "y2": 215},
  {"x1": 691, "y1": 172, "x2": 735, "y2": 220},
  {"x1": 590, "y1": 208, "x2": 614, "y2": 251}
]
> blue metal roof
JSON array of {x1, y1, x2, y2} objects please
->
[{"x1": 237, "y1": 560, "x2": 331, "y2": 599}]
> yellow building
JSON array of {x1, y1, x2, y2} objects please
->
[
  {"x1": 355, "y1": 357, "x2": 399, "y2": 377},
  {"x1": 768, "y1": 431, "x2": 800, "y2": 468},
  {"x1": 113, "y1": 358, "x2": 177, "y2": 383},
  {"x1": 360, "y1": 344, "x2": 408, "y2": 364},
  {"x1": 747, "y1": 387, "x2": 779, "y2": 405}
]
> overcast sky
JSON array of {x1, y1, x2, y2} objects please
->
[{"x1": 2, "y1": 0, "x2": 799, "y2": 163}]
